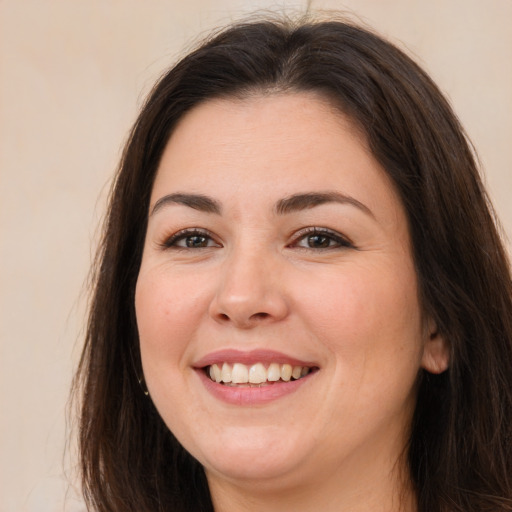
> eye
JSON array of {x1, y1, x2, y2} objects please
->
[
  {"x1": 161, "y1": 229, "x2": 221, "y2": 249},
  {"x1": 291, "y1": 228, "x2": 354, "y2": 250}
]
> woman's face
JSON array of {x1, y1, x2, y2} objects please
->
[{"x1": 135, "y1": 93, "x2": 447, "y2": 493}]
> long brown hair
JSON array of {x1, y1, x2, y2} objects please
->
[{"x1": 74, "y1": 16, "x2": 512, "y2": 511}]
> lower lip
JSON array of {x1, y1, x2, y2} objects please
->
[{"x1": 195, "y1": 369, "x2": 315, "y2": 406}]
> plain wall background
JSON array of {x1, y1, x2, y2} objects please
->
[{"x1": 1, "y1": 1, "x2": 510, "y2": 510}]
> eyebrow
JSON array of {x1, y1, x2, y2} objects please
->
[
  {"x1": 150, "y1": 191, "x2": 373, "y2": 218},
  {"x1": 275, "y1": 192, "x2": 374, "y2": 217},
  {"x1": 150, "y1": 193, "x2": 222, "y2": 216}
]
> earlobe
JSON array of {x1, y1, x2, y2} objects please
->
[{"x1": 421, "y1": 329, "x2": 450, "y2": 374}]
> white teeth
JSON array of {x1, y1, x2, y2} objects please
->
[
  {"x1": 211, "y1": 363, "x2": 222, "y2": 383},
  {"x1": 221, "y1": 362, "x2": 232, "y2": 383},
  {"x1": 267, "y1": 362, "x2": 281, "y2": 381},
  {"x1": 292, "y1": 365, "x2": 302, "y2": 380},
  {"x1": 208, "y1": 362, "x2": 314, "y2": 384},
  {"x1": 281, "y1": 364, "x2": 292, "y2": 381},
  {"x1": 249, "y1": 362, "x2": 267, "y2": 384},
  {"x1": 231, "y1": 363, "x2": 249, "y2": 384}
]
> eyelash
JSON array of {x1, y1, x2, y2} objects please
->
[{"x1": 160, "y1": 227, "x2": 354, "y2": 251}]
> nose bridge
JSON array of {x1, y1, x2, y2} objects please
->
[{"x1": 210, "y1": 238, "x2": 288, "y2": 327}]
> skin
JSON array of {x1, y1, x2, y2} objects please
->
[{"x1": 135, "y1": 93, "x2": 448, "y2": 512}]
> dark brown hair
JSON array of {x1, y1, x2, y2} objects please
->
[{"x1": 74, "y1": 16, "x2": 512, "y2": 511}]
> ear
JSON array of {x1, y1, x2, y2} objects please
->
[{"x1": 420, "y1": 320, "x2": 449, "y2": 374}]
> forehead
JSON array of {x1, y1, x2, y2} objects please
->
[
  {"x1": 151, "y1": 93, "x2": 402, "y2": 220},
  {"x1": 165, "y1": 92, "x2": 366, "y2": 154}
]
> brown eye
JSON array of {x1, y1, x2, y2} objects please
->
[
  {"x1": 162, "y1": 229, "x2": 221, "y2": 249},
  {"x1": 306, "y1": 234, "x2": 332, "y2": 248},
  {"x1": 185, "y1": 235, "x2": 209, "y2": 248},
  {"x1": 292, "y1": 228, "x2": 354, "y2": 250}
]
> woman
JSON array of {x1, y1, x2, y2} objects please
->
[{"x1": 74, "y1": 16, "x2": 512, "y2": 512}]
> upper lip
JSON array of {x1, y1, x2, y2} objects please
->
[{"x1": 192, "y1": 349, "x2": 318, "y2": 369}]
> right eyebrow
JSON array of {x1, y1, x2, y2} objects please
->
[{"x1": 150, "y1": 193, "x2": 222, "y2": 216}]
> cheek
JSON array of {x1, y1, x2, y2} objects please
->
[
  {"x1": 297, "y1": 261, "x2": 424, "y2": 373},
  {"x1": 136, "y1": 268, "x2": 207, "y2": 347},
  {"x1": 135, "y1": 268, "x2": 207, "y2": 390}
]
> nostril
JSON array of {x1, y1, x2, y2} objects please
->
[{"x1": 251, "y1": 312, "x2": 270, "y2": 321}]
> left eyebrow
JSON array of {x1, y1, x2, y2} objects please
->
[{"x1": 274, "y1": 192, "x2": 374, "y2": 218}]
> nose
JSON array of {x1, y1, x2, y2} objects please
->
[{"x1": 208, "y1": 246, "x2": 290, "y2": 329}]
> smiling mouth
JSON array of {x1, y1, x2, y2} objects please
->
[{"x1": 206, "y1": 362, "x2": 317, "y2": 387}]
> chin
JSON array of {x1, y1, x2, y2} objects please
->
[
  {"x1": 185, "y1": 426, "x2": 310, "y2": 483},
  {"x1": 202, "y1": 454, "x2": 308, "y2": 488}
]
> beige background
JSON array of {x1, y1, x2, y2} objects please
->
[{"x1": 1, "y1": 1, "x2": 510, "y2": 510}]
